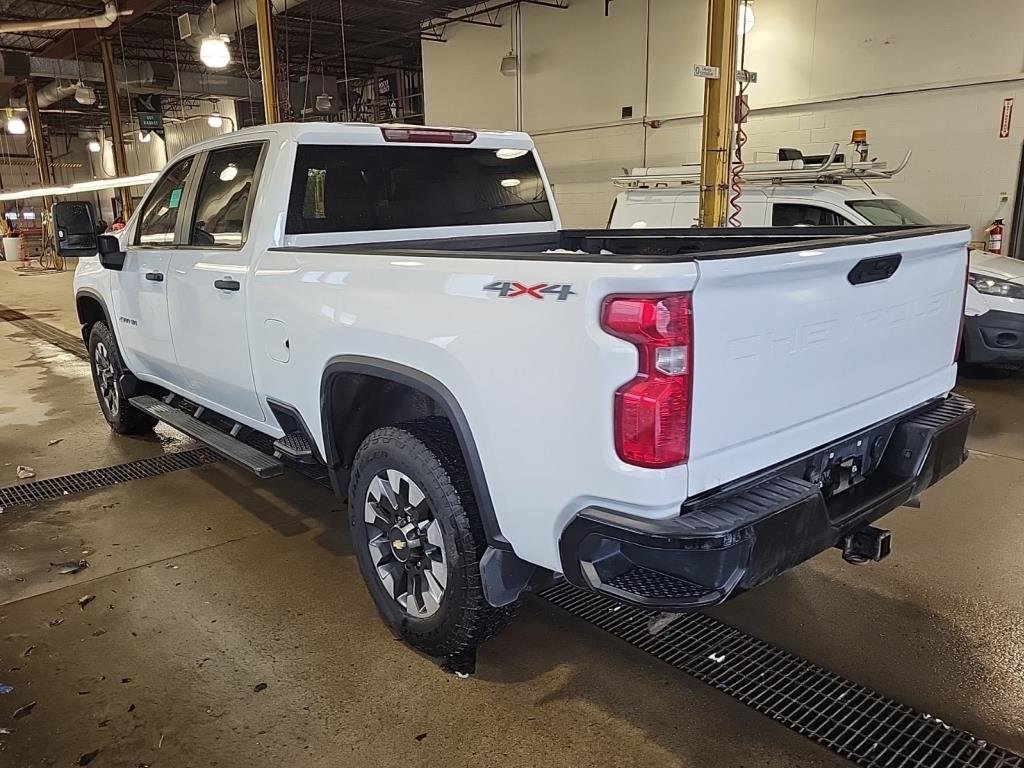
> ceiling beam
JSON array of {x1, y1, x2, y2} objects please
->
[{"x1": 35, "y1": 0, "x2": 168, "y2": 61}]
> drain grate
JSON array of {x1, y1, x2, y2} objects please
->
[
  {"x1": 0, "y1": 448, "x2": 222, "y2": 509},
  {"x1": 0, "y1": 303, "x2": 88, "y2": 360},
  {"x1": 538, "y1": 581, "x2": 1022, "y2": 768}
]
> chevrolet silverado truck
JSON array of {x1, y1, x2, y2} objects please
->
[{"x1": 56, "y1": 123, "x2": 976, "y2": 662}]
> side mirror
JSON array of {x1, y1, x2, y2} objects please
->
[
  {"x1": 52, "y1": 201, "x2": 99, "y2": 257},
  {"x1": 97, "y1": 235, "x2": 126, "y2": 271}
]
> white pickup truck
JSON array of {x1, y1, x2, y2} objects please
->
[{"x1": 57, "y1": 123, "x2": 976, "y2": 663}]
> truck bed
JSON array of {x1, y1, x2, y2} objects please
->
[{"x1": 279, "y1": 224, "x2": 968, "y2": 261}]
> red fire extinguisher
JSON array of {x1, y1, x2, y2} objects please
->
[{"x1": 987, "y1": 218, "x2": 1005, "y2": 254}]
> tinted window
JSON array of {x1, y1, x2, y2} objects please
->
[
  {"x1": 191, "y1": 144, "x2": 264, "y2": 247},
  {"x1": 136, "y1": 156, "x2": 193, "y2": 245},
  {"x1": 846, "y1": 199, "x2": 931, "y2": 225},
  {"x1": 286, "y1": 145, "x2": 552, "y2": 234},
  {"x1": 772, "y1": 203, "x2": 849, "y2": 227}
]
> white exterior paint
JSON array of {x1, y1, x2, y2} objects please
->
[
  {"x1": 75, "y1": 124, "x2": 971, "y2": 573},
  {"x1": 422, "y1": 0, "x2": 1024, "y2": 236}
]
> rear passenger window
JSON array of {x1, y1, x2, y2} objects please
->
[
  {"x1": 190, "y1": 144, "x2": 264, "y2": 247},
  {"x1": 136, "y1": 156, "x2": 193, "y2": 245},
  {"x1": 772, "y1": 203, "x2": 850, "y2": 227}
]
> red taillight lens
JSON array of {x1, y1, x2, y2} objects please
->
[{"x1": 601, "y1": 294, "x2": 693, "y2": 468}]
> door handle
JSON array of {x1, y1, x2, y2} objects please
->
[
  {"x1": 214, "y1": 278, "x2": 240, "y2": 292},
  {"x1": 144, "y1": 272, "x2": 164, "y2": 282}
]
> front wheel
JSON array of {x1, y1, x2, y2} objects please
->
[
  {"x1": 87, "y1": 322, "x2": 157, "y2": 435},
  {"x1": 348, "y1": 420, "x2": 517, "y2": 660}
]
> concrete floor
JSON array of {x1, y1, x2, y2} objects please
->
[{"x1": 1, "y1": 260, "x2": 1023, "y2": 767}]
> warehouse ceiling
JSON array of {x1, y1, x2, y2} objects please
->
[{"x1": 0, "y1": 0, "x2": 487, "y2": 78}]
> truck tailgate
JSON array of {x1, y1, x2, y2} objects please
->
[{"x1": 687, "y1": 227, "x2": 969, "y2": 496}]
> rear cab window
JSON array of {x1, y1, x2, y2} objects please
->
[{"x1": 286, "y1": 144, "x2": 552, "y2": 234}]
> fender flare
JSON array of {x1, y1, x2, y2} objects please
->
[
  {"x1": 320, "y1": 355, "x2": 510, "y2": 551},
  {"x1": 74, "y1": 288, "x2": 115, "y2": 342}
]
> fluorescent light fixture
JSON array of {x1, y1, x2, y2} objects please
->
[
  {"x1": 87, "y1": 139, "x2": 101, "y2": 153},
  {"x1": 219, "y1": 163, "x2": 238, "y2": 182},
  {"x1": 738, "y1": 1, "x2": 754, "y2": 33},
  {"x1": 7, "y1": 115, "x2": 26, "y2": 135},
  {"x1": 200, "y1": 34, "x2": 231, "y2": 69},
  {"x1": 138, "y1": 130, "x2": 152, "y2": 143},
  {"x1": 500, "y1": 178, "x2": 521, "y2": 188},
  {"x1": 496, "y1": 148, "x2": 528, "y2": 159},
  {"x1": 0, "y1": 172, "x2": 159, "y2": 202}
]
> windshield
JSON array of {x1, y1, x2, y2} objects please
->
[{"x1": 846, "y1": 199, "x2": 931, "y2": 226}]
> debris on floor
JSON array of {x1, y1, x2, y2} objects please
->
[
  {"x1": 78, "y1": 594, "x2": 96, "y2": 609},
  {"x1": 16, "y1": 465, "x2": 35, "y2": 479},
  {"x1": 21, "y1": 646, "x2": 34, "y2": 657},
  {"x1": 52, "y1": 559, "x2": 89, "y2": 575},
  {"x1": 77, "y1": 749, "x2": 99, "y2": 766},
  {"x1": 0, "y1": 684, "x2": 12, "y2": 695},
  {"x1": 253, "y1": 682, "x2": 268, "y2": 693},
  {"x1": 47, "y1": 438, "x2": 63, "y2": 446},
  {"x1": 12, "y1": 701, "x2": 37, "y2": 719}
]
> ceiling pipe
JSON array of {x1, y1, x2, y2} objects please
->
[
  {"x1": 179, "y1": 0, "x2": 311, "y2": 45},
  {"x1": 0, "y1": 1, "x2": 132, "y2": 34}
]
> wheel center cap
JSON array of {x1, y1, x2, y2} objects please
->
[{"x1": 389, "y1": 523, "x2": 420, "y2": 563}]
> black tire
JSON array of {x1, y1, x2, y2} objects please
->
[
  {"x1": 348, "y1": 419, "x2": 517, "y2": 659},
  {"x1": 87, "y1": 321, "x2": 157, "y2": 435}
]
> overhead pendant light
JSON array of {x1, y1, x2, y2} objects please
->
[
  {"x1": 315, "y1": 64, "x2": 332, "y2": 113},
  {"x1": 87, "y1": 138, "x2": 101, "y2": 153},
  {"x1": 738, "y1": 1, "x2": 754, "y2": 34},
  {"x1": 207, "y1": 100, "x2": 223, "y2": 128},
  {"x1": 138, "y1": 130, "x2": 152, "y2": 143},
  {"x1": 6, "y1": 113, "x2": 26, "y2": 135},
  {"x1": 74, "y1": 81, "x2": 97, "y2": 106},
  {"x1": 499, "y1": 50, "x2": 518, "y2": 77},
  {"x1": 200, "y1": 33, "x2": 231, "y2": 69}
]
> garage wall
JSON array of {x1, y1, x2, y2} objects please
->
[{"x1": 422, "y1": 0, "x2": 1024, "y2": 237}]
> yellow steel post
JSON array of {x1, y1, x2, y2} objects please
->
[
  {"x1": 100, "y1": 37, "x2": 133, "y2": 219},
  {"x1": 25, "y1": 78, "x2": 55, "y2": 255},
  {"x1": 255, "y1": 0, "x2": 280, "y2": 123},
  {"x1": 698, "y1": 0, "x2": 739, "y2": 228}
]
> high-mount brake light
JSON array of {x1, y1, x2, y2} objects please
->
[
  {"x1": 380, "y1": 127, "x2": 477, "y2": 144},
  {"x1": 601, "y1": 293, "x2": 693, "y2": 469}
]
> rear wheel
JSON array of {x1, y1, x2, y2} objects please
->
[
  {"x1": 87, "y1": 322, "x2": 157, "y2": 435},
  {"x1": 348, "y1": 420, "x2": 517, "y2": 660}
]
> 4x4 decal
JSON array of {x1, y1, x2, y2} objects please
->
[{"x1": 483, "y1": 281, "x2": 576, "y2": 301}]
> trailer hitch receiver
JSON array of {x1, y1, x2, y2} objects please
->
[{"x1": 838, "y1": 525, "x2": 891, "y2": 565}]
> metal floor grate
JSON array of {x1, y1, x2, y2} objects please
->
[
  {"x1": 0, "y1": 302, "x2": 89, "y2": 360},
  {"x1": 538, "y1": 581, "x2": 1022, "y2": 768},
  {"x1": 0, "y1": 448, "x2": 222, "y2": 509}
]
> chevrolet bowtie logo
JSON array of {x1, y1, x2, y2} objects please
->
[{"x1": 392, "y1": 540, "x2": 407, "y2": 550}]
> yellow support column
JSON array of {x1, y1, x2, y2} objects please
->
[
  {"x1": 698, "y1": 0, "x2": 739, "y2": 228},
  {"x1": 255, "y1": 0, "x2": 280, "y2": 123}
]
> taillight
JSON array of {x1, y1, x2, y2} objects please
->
[
  {"x1": 601, "y1": 293, "x2": 693, "y2": 468},
  {"x1": 380, "y1": 126, "x2": 476, "y2": 144}
]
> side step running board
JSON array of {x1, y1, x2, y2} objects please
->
[{"x1": 129, "y1": 395, "x2": 284, "y2": 479}]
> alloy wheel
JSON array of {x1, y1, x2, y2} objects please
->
[{"x1": 364, "y1": 469, "x2": 448, "y2": 617}]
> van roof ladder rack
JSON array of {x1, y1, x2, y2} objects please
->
[{"x1": 612, "y1": 144, "x2": 912, "y2": 189}]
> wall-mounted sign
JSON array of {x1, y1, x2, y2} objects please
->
[
  {"x1": 694, "y1": 64, "x2": 721, "y2": 80},
  {"x1": 1000, "y1": 97, "x2": 1014, "y2": 139}
]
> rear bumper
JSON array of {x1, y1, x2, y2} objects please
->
[
  {"x1": 963, "y1": 309, "x2": 1024, "y2": 365},
  {"x1": 558, "y1": 394, "x2": 976, "y2": 610}
]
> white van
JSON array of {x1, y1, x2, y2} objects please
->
[{"x1": 609, "y1": 181, "x2": 1024, "y2": 369}]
